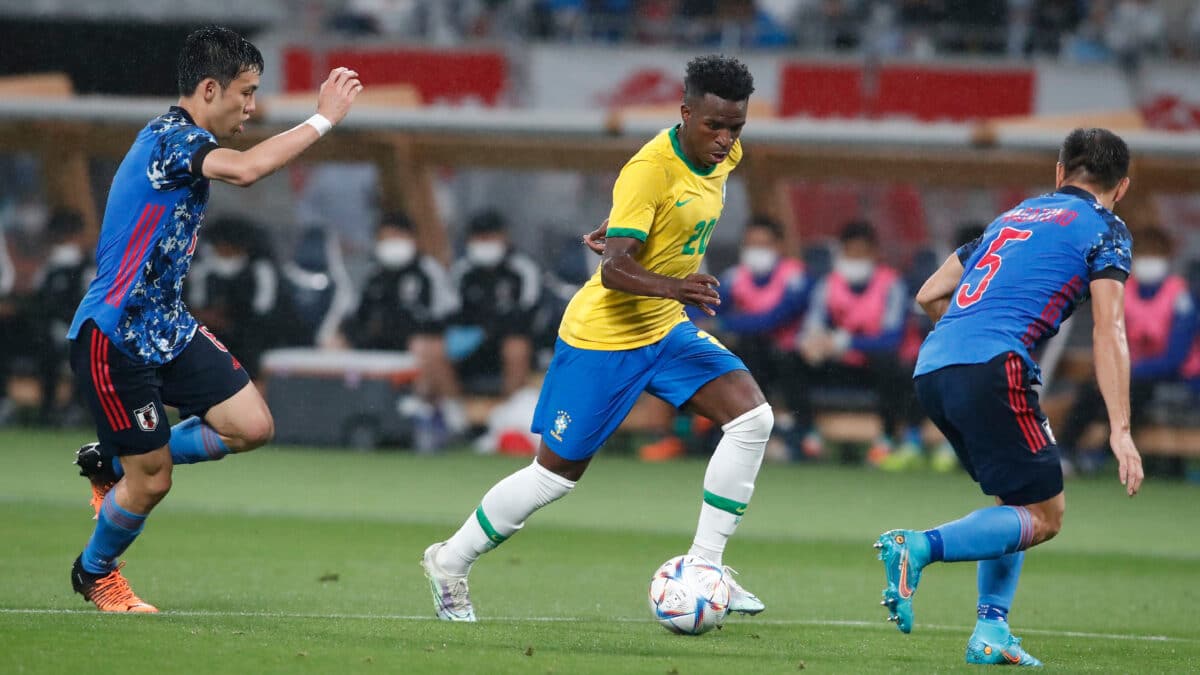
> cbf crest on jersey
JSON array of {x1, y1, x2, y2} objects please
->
[
  {"x1": 134, "y1": 403, "x2": 160, "y2": 432},
  {"x1": 550, "y1": 410, "x2": 572, "y2": 442}
]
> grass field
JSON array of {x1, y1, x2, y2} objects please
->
[{"x1": 1, "y1": 427, "x2": 1198, "y2": 674}]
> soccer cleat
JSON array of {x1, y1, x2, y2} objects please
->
[
  {"x1": 966, "y1": 619, "x2": 1043, "y2": 666},
  {"x1": 723, "y1": 566, "x2": 765, "y2": 615},
  {"x1": 74, "y1": 442, "x2": 118, "y2": 519},
  {"x1": 879, "y1": 442, "x2": 926, "y2": 472},
  {"x1": 866, "y1": 437, "x2": 894, "y2": 467},
  {"x1": 71, "y1": 556, "x2": 157, "y2": 613},
  {"x1": 875, "y1": 529, "x2": 929, "y2": 634},
  {"x1": 638, "y1": 436, "x2": 685, "y2": 462},
  {"x1": 420, "y1": 543, "x2": 477, "y2": 622},
  {"x1": 930, "y1": 443, "x2": 960, "y2": 473}
]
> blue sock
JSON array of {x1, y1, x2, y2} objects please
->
[
  {"x1": 106, "y1": 418, "x2": 230, "y2": 480},
  {"x1": 903, "y1": 426, "x2": 922, "y2": 446},
  {"x1": 81, "y1": 491, "x2": 147, "y2": 574},
  {"x1": 924, "y1": 506, "x2": 1033, "y2": 563},
  {"x1": 977, "y1": 551, "x2": 1024, "y2": 623}
]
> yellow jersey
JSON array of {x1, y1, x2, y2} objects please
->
[{"x1": 558, "y1": 126, "x2": 742, "y2": 350}]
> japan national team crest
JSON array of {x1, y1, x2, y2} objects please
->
[
  {"x1": 134, "y1": 403, "x2": 160, "y2": 432},
  {"x1": 550, "y1": 410, "x2": 572, "y2": 442}
]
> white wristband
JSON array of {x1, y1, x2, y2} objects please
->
[{"x1": 304, "y1": 114, "x2": 333, "y2": 137}]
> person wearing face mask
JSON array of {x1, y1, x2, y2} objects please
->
[
  {"x1": 1058, "y1": 224, "x2": 1195, "y2": 474},
  {"x1": 794, "y1": 220, "x2": 923, "y2": 464},
  {"x1": 336, "y1": 212, "x2": 464, "y2": 450},
  {"x1": 30, "y1": 211, "x2": 93, "y2": 425},
  {"x1": 188, "y1": 217, "x2": 282, "y2": 378},
  {"x1": 449, "y1": 209, "x2": 542, "y2": 397}
]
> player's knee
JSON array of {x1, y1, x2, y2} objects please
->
[
  {"x1": 723, "y1": 403, "x2": 773, "y2": 444},
  {"x1": 239, "y1": 409, "x2": 275, "y2": 450}
]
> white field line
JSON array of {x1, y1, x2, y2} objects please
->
[{"x1": 0, "y1": 608, "x2": 1193, "y2": 644}]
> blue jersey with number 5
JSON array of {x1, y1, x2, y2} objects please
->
[{"x1": 915, "y1": 186, "x2": 1132, "y2": 382}]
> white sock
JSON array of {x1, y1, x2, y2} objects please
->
[
  {"x1": 437, "y1": 460, "x2": 575, "y2": 576},
  {"x1": 689, "y1": 403, "x2": 772, "y2": 567}
]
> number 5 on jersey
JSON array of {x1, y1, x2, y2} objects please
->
[{"x1": 956, "y1": 227, "x2": 1033, "y2": 308}]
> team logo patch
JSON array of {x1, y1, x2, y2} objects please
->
[
  {"x1": 133, "y1": 404, "x2": 160, "y2": 432},
  {"x1": 1041, "y1": 419, "x2": 1057, "y2": 445},
  {"x1": 550, "y1": 410, "x2": 572, "y2": 442}
]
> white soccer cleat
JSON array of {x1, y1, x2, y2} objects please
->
[
  {"x1": 420, "y1": 542, "x2": 477, "y2": 622},
  {"x1": 723, "y1": 566, "x2": 765, "y2": 615}
]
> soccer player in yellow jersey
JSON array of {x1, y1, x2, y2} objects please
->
[{"x1": 422, "y1": 56, "x2": 770, "y2": 621}]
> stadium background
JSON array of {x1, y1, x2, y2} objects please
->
[{"x1": 0, "y1": 3, "x2": 1198, "y2": 673}]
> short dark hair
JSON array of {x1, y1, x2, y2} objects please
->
[
  {"x1": 746, "y1": 216, "x2": 783, "y2": 240},
  {"x1": 1134, "y1": 224, "x2": 1172, "y2": 255},
  {"x1": 684, "y1": 55, "x2": 755, "y2": 104},
  {"x1": 379, "y1": 211, "x2": 414, "y2": 233},
  {"x1": 1058, "y1": 128, "x2": 1130, "y2": 191},
  {"x1": 839, "y1": 220, "x2": 877, "y2": 246},
  {"x1": 177, "y1": 26, "x2": 264, "y2": 96},
  {"x1": 46, "y1": 210, "x2": 84, "y2": 240},
  {"x1": 467, "y1": 209, "x2": 507, "y2": 235}
]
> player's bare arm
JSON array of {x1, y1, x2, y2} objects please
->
[
  {"x1": 600, "y1": 236, "x2": 721, "y2": 316},
  {"x1": 1090, "y1": 277, "x2": 1144, "y2": 496},
  {"x1": 202, "y1": 67, "x2": 363, "y2": 187},
  {"x1": 916, "y1": 253, "x2": 965, "y2": 323}
]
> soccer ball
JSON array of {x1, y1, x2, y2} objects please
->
[{"x1": 648, "y1": 555, "x2": 730, "y2": 635}]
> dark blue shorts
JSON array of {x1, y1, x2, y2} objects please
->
[
  {"x1": 531, "y1": 321, "x2": 748, "y2": 460},
  {"x1": 915, "y1": 351, "x2": 1063, "y2": 505},
  {"x1": 70, "y1": 320, "x2": 250, "y2": 456}
]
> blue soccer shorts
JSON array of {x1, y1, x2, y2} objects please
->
[
  {"x1": 70, "y1": 320, "x2": 251, "y2": 456},
  {"x1": 914, "y1": 351, "x2": 1063, "y2": 505},
  {"x1": 531, "y1": 321, "x2": 748, "y2": 460}
]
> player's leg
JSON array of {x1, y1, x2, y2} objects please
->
[
  {"x1": 649, "y1": 324, "x2": 771, "y2": 614},
  {"x1": 67, "y1": 321, "x2": 169, "y2": 611},
  {"x1": 422, "y1": 338, "x2": 655, "y2": 620},
  {"x1": 499, "y1": 334, "x2": 533, "y2": 396}
]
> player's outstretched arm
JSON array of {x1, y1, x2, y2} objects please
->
[
  {"x1": 1090, "y1": 277, "x2": 1144, "y2": 496},
  {"x1": 915, "y1": 253, "x2": 964, "y2": 323},
  {"x1": 599, "y1": 237, "x2": 720, "y2": 315},
  {"x1": 202, "y1": 67, "x2": 363, "y2": 187}
]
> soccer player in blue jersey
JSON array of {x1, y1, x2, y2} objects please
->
[
  {"x1": 874, "y1": 128, "x2": 1145, "y2": 666},
  {"x1": 67, "y1": 26, "x2": 361, "y2": 612}
]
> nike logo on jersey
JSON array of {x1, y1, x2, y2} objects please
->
[{"x1": 674, "y1": 198, "x2": 694, "y2": 207}]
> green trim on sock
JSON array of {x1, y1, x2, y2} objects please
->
[
  {"x1": 703, "y1": 490, "x2": 748, "y2": 516},
  {"x1": 475, "y1": 505, "x2": 509, "y2": 545}
]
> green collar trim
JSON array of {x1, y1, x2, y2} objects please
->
[{"x1": 669, "y1": 125, "x2": 716, "y2": 177}]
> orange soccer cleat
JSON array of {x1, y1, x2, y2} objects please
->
[
  {"x1": 72, "y1": 557, "x2": 158, "y2": 613},
  {"x1": 638, "y1": 436, "x2": 686, "y2": 462}
]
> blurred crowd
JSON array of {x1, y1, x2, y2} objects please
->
[
  {"x1": 3, "y1": 205, "x2": 1198, "y2": 474},
  {"x1": 324, "y1": 0, "x2": 1200, "y2": 63}
]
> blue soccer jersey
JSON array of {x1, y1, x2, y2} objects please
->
[
  {"x1": 915, "y1": 186, "x2": 1132, "y2": 382},
  {"x1": 68, "y1": 107, "x2": 219, "y2": 364}
]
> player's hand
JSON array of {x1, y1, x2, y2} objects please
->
[
  {"x1": 316, "y1": 67, "x2": 364, "y2": 125},
  {"x1": 1109, "y1": 430, "x2": 1144, "y2": 497},
  {"x1": 672, "y1": 273, "x2": 721, "y2": 316},
  {"x1": 583, "y1": 219, "x2": 608, "y2": 256}
]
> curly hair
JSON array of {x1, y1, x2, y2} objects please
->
[{"x1": 684, "y1": 55, "x2": 755, "y2": 104}]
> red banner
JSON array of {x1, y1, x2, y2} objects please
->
[{"x1": 284, "y1": 46, "x2": 507, "y2": 106}]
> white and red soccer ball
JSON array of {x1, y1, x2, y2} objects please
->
[{"x1": 648, "y1": 555, "x2": 730, "y2": 635}]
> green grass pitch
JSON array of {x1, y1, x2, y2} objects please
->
[{"x1": 1, "y1": 427, "x2": 1197, "y2": 673}]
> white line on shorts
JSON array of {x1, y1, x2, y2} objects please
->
[{"x1": 0, "y1": 608, "x2": 1192, "y2": 643}]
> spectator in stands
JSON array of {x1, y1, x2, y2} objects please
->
[
  {"x1": 336, "y1": 211, "x2": 466, "y2": 451},
  {"x1": 450, "y1": 209, "x2": 542, "y2": 397},
  {"x1": 1058, "y1": 224, "x2": 1195, "y2": 473},
  {"x1": 794, "y1": 220, "x2": 923, "y2": 464},
  {"x1": 0, "y1": 225, "x2": 20, "y2": 424},
  {"x1": 31, "y1": 211, "x2": 91, "y2": 425},
  {"x1": 187, "y1": 217, "x2": 282, "y2": 378},
  {"x1": 1106, "y1": 0, "x2": 1167, "y2": 69}
]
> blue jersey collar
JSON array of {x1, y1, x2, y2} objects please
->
[
  {"x1": 1056, "y1": 185, "x2": 1099, "y2": 203},
  {"x1": 169, "y1": 105, "x2": 197, "y2": 125}
]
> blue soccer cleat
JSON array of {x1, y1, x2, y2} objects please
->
[
  {"x1": 966, "y1": 619, "x2": 1043, "y2": 666},
  {"x1": 874, "y1": 529, "x2": 929, "y2": 634}
]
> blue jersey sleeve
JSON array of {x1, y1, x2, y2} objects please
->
[
  {"x1": 148, "y1": 125, "x2": 218, "y2": 192},
  {"x1": 1086, "y1": 217, "x2": 1132, "y2": 282},
  {"x1": 956, "y1": 236, "x2": 983, "y2": 265}
]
